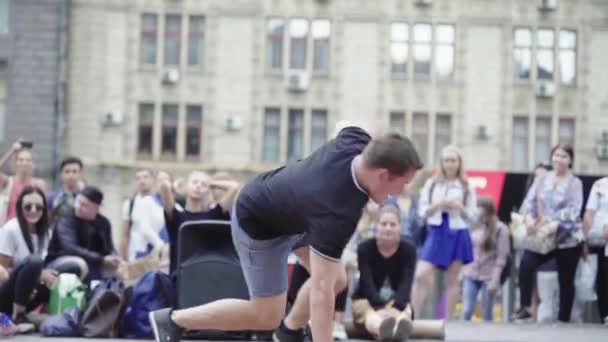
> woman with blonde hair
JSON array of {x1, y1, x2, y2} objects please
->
[{"x1": 411, "y1": 145, "x2": 477, "y2": 319}]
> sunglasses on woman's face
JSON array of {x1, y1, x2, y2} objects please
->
[{"x1": 23, "y1": 203, "x2": 44, "y2": 213}]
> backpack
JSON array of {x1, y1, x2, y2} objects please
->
[
  {"x1": 121, "y1": 271, "x2": 175, "y2": 338},
  {"x1": 48, "y1": 273, "x2": 88, "y2": 315},
  {"x1": 79, "y1": 278, "x2": 127, "y2": 338},
  {"x1": 40, "y1": 307, "x2": 82, "y2": 337}
]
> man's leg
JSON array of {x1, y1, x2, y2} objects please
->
[
  {"x1": 172, "y1": 293, "x2": 287, "y2": 331},
  {"x1": 150, "y1": 208, "x2": 295, "y2": 342}
]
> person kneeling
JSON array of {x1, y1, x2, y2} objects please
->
[{"x1": 351, "y1": 204, "x2": 416, "y2": 341}]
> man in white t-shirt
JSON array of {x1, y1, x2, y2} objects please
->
[{"x1": 120, "y1": 169, "x2": 166, "y2": 261}]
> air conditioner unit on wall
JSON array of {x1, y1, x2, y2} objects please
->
[
  {"x1": 475, "y1": 125, "x2": 490, "y2": 141},
  {"x1": 162, "y1": 67, "x2": 180, "y2": 85},
  {"x1": 101, "y1": 111, "x2": 123, "y2": 127},
  {"x1": 415, "y1": 0, "x2": 433, "y2": 7},
  {"x1": 538, "y1": 0, "x2": 558, "y2": 11},
  {"x1": 536, "y1": 81, "x2": 555, "y2": 98},
  {"x1": 597, "y1": 130, "x2": 608, "y2": 160},
  {"x1": 286, "y1": 70, "x2": 310, "y2": 92},
  {"x1": 225, "y1": 116, "x2": 243, "y2": 132}
]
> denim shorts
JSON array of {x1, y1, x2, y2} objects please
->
[{"x1": 230, "y1": 208, "x2": 307, "y2": 298}]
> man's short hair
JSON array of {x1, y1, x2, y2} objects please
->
[
  {"x1": 60, "y1": 157, "x2": 83, "y2": 171},
  {"x1": 362, "y1": 133, "x2": 423, "y2": 175},
  {"x1": 80, "y1": 185, "x2": 104, "y2": 205}
]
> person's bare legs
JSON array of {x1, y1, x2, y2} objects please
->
[
  {"x1": 365, "y1": 309, "x2": 400, "y2": 340},
  {"x1": 445, "y1": 261, "x2": 462, "y2": 320},
  {"x1": 411, "y1": 261, "x2": 436, "y2": 316},
  {"x1": 172, "y1": 293, "x2": 287, "y2": 331}
]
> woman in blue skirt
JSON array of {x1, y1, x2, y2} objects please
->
[{"x1": 411, "y1": 145, "x2": 477, "y2": 320}]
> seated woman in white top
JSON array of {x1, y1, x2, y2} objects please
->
[
  {"x1": 0, "y1": 186, "x2": 57, "y2": 334},
  {"x1": 411, "y1": 145, "x2": 477, "y2": 320}
]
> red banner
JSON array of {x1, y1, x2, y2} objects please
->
[{"x1": 465, "y1": 170, "x2": 506, "y2": 209}]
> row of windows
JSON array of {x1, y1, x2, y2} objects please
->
[
  {"x1": 389, "y1": 23, "x2": 455, "y2": 79},
  {"x1": 512, "y1": 116, "x2": 575, "y2": 171},
  {"x1": 388, "y1": 112, "x2": 452, "y2": 165},
  {"x1": 514, "y1": 28, "x2": 577, "y2": 84},
  {"x1": 140, "y1": 14, "x2": 578, "y2": 85},
  {"x1": 136, "y1": 102, "x2": 576, "y2": 170},
  {"x1": 137, "y1": 103, "x2": 203, "y2": 159},
  {"x1": 140, "y1": 13, "x2": 205, "y2": 66},
  {"x1": 262, "y1": 108, "x2": 328, "y2": 162}
]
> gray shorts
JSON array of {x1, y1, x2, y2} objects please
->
[{"x1": 231, "y1": 208, "x2": 307, "y2": 298}]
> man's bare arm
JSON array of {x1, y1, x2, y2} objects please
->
[{"x1": 309, "y1": 251, "x2": 342, "y2": 342}]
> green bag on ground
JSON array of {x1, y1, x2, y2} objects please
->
[{"x1": 48, "y1": 273, "x2": 88, "y2": 315}]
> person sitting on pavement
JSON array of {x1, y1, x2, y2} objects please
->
[
  {"x1": 351, "y1": 203, "x2": 416, "y2": 341},
  {"x1": 46, "y1": 186, "x2": 124, "y2": 282},
  {"x1": 0, "y1": 186, "x2": 56, "y2": 334}
]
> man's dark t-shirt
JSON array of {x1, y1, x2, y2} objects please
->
[
  {"x1": 352, "y1": 238, "x2": 417, "y2": 311},
  {"x1": 165, "y1": 205, "x2": 230, "y2": 274},
  {"x1": 236, "y1": 127, "x2": 371, "y2": 260}
]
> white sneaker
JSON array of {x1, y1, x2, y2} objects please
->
[{"x1": 332, "y1": 321, "x2": 348, "y2": 340}]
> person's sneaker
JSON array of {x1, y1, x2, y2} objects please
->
[
  {"x1": 378, "y1": 317, "x2": 396, "y2": 342},
  {"x1": 604, "y1": 316, "x2": 608, "y2": 326},
  {"x1": 332, "y1": 320, "x2": 347, "y2": 340},
  {"x1": 392, "y1": 316, "x2": 413, "y2": 341},
  {"x1": 149, "y1": 308, "x2": 182, "y2": 342},
  {"x1": 512, "y1": 308, "x2": 533, "y2": 322},
  {"x1": 274, "y1": 320, "x2": 305, "y2": 342},
  {"x1": 0, "y1": 313, "x2": 17, "y2": 336}
]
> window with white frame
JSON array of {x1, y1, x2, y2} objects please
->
[
  {"x1": 310, "y1": 109, "x2": 328, "y2": 152},
  {"x1": 514, "y1": 28, "x2": 577, "y2": 83},
  {"x1": 141, "y1": 14, "x2": 158, "y2": 64},
  {"x1": 0, "y1": 0, "x2": 8, "y2": 35},
  {"x1": 161, "y1": 104, "x2": 178, "y2": 157},
  {"x1": 164, "y1": 15, "x2": 181, "y2": 66},
  {"x1": 435, "y1": 25, "x2": 455, "y2": 80},
  {"x1": 312, "y1": 20, "x2": 330, "y2": 72},
  {"x1": 535, "y1": 117, "x2": 552, "y2": 164},
  {"x1": 513, "y1": 28, "x2": 532, "y2": 80},
  {"x1": 263, "y1": 108, "x2": 281, "y2": 162},
  {"x1": 137, "y1": 103, "x2": 154, "y2": 157},
  {"x1": 413, "y1": 24, "x2": 432, "y2": 77},
  {"x1": 434, "y1": 114, "x2": 452, "y2": 158},
  {"x1": 512, "y1": 117, "x2": 529, "y2": 171},
  {"x1": 266, "y1": 18, "x2": 284, "y2": 71},
  {"x1": 391, "y1": 23, "x2": 408, "y2": 76},
  {"x1": 289, "y1": 19, "x2": 309, "y2": 70},
  {"x1": 389, "y1": 111, "x2": 406, "y2": 135},
  {"x1": 559, "y1": 30, "x2": 576, "y2": 85},
  {"x1": 558, "y1": 118, "x2": 575, "y2": 146},
  {"x1": 412, "y1": 112, "x2": 429, "y2": 164},
  {"x1": 185, "y1": 105, "x2": 202, "y2": 158},
  {"x1": 537, "y1": 29, "x2": 555, "y2": 81},
  {"x1": 188, "y1": 16, "x2": 205, "y2": 66},
  {"x1": 287, "y1": 109, "x2": 304, "y2": 160}
]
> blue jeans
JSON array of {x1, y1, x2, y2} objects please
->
[{"x1": 461, "y1": 277, "x2": 496, "y2": 322}]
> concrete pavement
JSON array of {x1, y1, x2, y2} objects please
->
[{"x1": 5, "y1": 322, "x2": 607, "y2": 342}]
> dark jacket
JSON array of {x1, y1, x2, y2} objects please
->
[{"x1": 46, "y1": 209, "x2": 116, "y2": 267}]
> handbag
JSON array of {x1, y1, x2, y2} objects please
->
[
  {"x1": 519, "y1": 175, "x2": 581, "y2": 254},
  {"x1": 79, "y1": 278, "x2": 126, "y2": 338}
]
